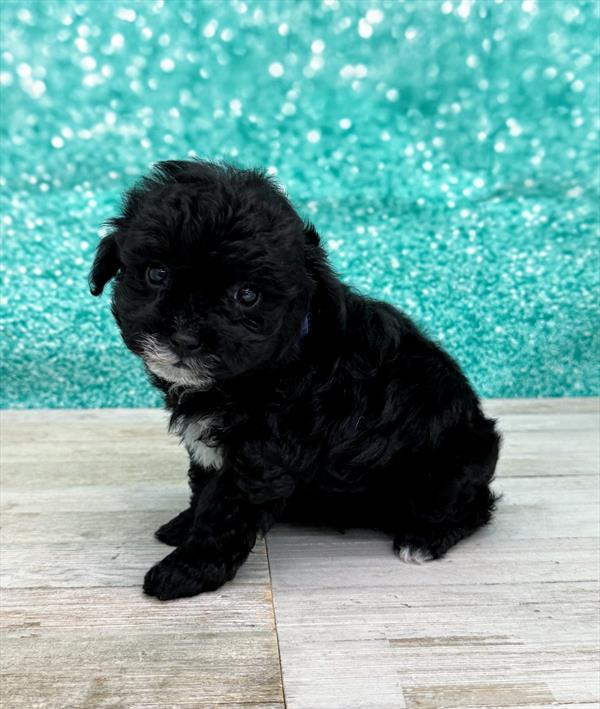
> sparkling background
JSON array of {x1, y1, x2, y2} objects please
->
[{"x1": 1, "y1": 0, "x2": 598, "y2": 408}]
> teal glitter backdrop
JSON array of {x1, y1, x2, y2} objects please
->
[{"x1": 1, "y1": 0, "x2": 598, "y2": 408}]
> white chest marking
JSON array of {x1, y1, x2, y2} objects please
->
[{"x1": 179, "y1": 416, "x2": 224, "y2": 470}]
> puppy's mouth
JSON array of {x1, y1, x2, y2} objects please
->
[{"x1": 137, "y1": 335, "x2": 213, "y2": 388}]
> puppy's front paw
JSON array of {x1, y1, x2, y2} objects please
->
[
  {"x1": 155, "y1": 508, "x2": 193, "y2": 546},
  {"x1": 143, "y1": 549, "x2": 228, "y2": 600}
]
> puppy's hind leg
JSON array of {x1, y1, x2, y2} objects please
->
[
  {"x1": 394, "y1": 484, "x2": 497, "y2": 563},
  {"x1": 393, "y1": 422, "x2": 500, "y2": 563}
]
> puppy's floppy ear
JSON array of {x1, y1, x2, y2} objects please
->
[
  {"x1": 89, "y1": 233, "x2": 120, "y2": 296},
  {"x1": 304, "y1": 221, "x2": 320, "y2": 245}
]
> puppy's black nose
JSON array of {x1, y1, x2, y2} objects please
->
[{"x1": 170, "y1": 330, "x2": 202, "y2": 354}]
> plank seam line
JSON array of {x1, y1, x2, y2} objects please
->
[{"x1": 265, "y1": 533, "x2": 287, "y2": 709}]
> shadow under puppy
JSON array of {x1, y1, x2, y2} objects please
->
[{"x1": 90, "y1": 160, "x2": 501, "y2": 600}]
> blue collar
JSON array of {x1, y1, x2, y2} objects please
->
[{"x1": 299, "y1": 313, "x2": 311, "y2": 343}]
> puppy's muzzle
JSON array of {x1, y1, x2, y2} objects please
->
[{"x1": 170, "y1": 330, "x2": 202, "y2": 357}]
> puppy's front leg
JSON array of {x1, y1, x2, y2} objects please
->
[
  {"x1": 154, "y1": 465, "x2": 216, "y2": 546},
  {"x1": 154, "y1": 506, "x2": 194, "y2": 547},
  {"x1": 144, "y1": 472, "x2": 284, "y2": 600}
]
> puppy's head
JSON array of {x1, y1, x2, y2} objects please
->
[{"x1": 90, "y1": 160, "x2": 320, "y2": 387}]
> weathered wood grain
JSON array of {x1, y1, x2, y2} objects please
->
[
  {"x1": 1, "y1": 400, "x2": 598, "y2": 709},
  {"x1": 0, "y1": 409, "x2": 284, "y2": 708},
  {"x1": 1, "y1": 587, "x2": 282, "y2": 708},
  {"x1": 267, "y1": 398, "x2": 600, "y2": 709},
  {"x1": 482, "y1": 397, "x2": 599, "y2": 416}
]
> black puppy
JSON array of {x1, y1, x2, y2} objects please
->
[{"x1": 90, "y1": 160, "x2": 500, "y2": 600}]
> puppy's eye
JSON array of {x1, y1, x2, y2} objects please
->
[
  {"x1": 236, "y1": 287, "x2": 259, "y2": 307},
  {"x1": 146, "y1": 265, "x2": 168, "y2": 286}
]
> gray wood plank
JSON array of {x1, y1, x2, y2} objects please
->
[
  {"x1": 267, "y1": 398, "x2": 600, "y2": 709},
  {"x1": 2, "y1": 400, "x2": 599, "y2": 709},
  {"x1": 483, "y1": 398, "x2": 599, "y2": 416},
  {"x1": 1, "y1": 587, "x2": 283, "y2": 708},
  {"x1": 0, "y1": 409, "x2": 284, "y2": 708}
]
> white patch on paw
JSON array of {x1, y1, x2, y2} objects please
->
[{"x1": 396, "y1": 546, "x2": 433, "y2": 564}]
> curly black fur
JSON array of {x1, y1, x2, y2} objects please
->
[{"x1": 90, "y1": 160, "x2": 500, "y2": 600}]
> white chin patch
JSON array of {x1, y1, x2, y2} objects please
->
[
  {"x1": 396, "y1": 546, "x2": 433, "y2": 564},
  {"x1": 140, "y1": 335, "x2": 213, "y2": 388},
  {"x1": 145, "y1": 360, "x2": 212, "y2": 388}
]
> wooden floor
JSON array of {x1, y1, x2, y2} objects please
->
[{"x1": 1, "y1": 399, "x2": 599, "y2": 709}]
